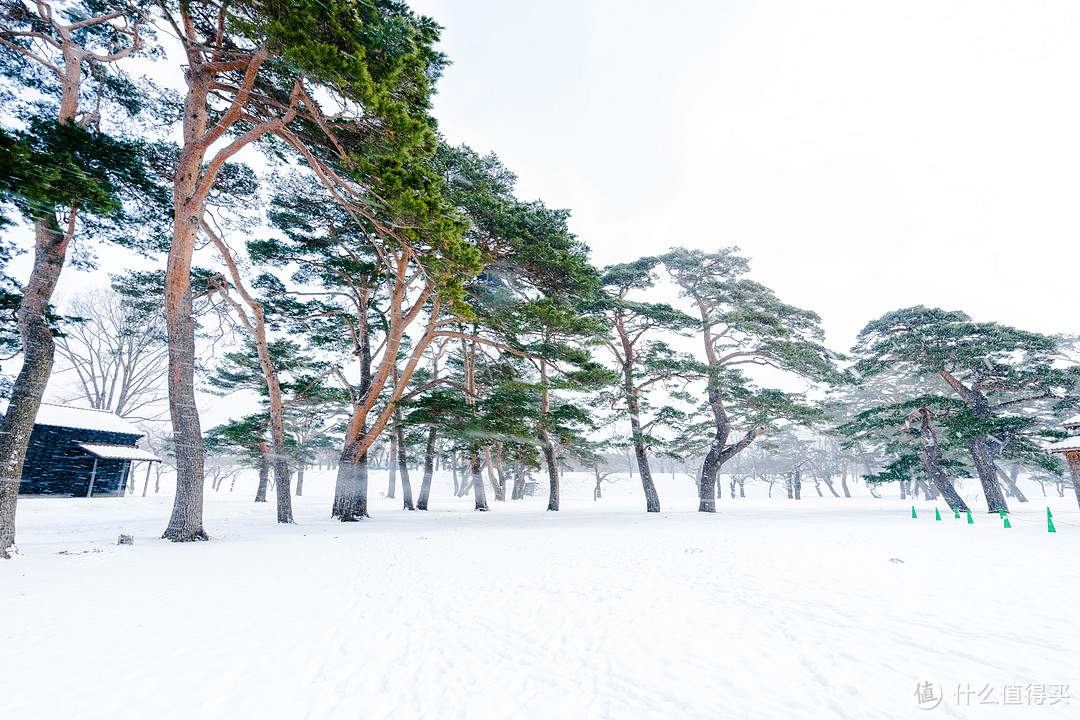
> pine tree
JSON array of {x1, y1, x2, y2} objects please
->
[
  {"x1": 660, "y1": 247, "x2": 838, "y2": 512},
  {"x1": 851, "y1": 306, "x2": 1079, "y2": 512}
]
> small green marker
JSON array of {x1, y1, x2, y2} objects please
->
[
  {"x1": 967, "y1": 509, "x2": 974, "y2": 524},
  {"x1": 935, "y1": 508, "x2": 941, "y2": 521},
  {"x1": 1048, "y1": 507, "x2": 1056, "y2": 533},
  {"x1": 1003, "y1": 516, "x2": 1011, "y2": 529},
  {"x1": 954, "y1": 508, "x2": 961, "y2": 519},
  {"x1": 911, "y1": 506, "x2": 917, "y2": 519}
]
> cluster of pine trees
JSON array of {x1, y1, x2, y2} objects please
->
[{"x1": 2, "y1": 1, "x2": 1078, "y2": 559}]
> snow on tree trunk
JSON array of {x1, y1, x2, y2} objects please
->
[
  {"x1": 469, "y1": 448, "x2": 488, "y2": 511},
  {"x1": 0, "y1": 220, "x2": 71, "y2": 558},
  {"x1": 542, "y1": 439, "x2": 559, "y2": 511},
  {"x1": 332, "y1": 442, "x2": 369, "y2": 521}
]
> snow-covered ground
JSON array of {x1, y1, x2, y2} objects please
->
[{"x1": 2, "y1": 469, "x2": 1078, "y2": 719}]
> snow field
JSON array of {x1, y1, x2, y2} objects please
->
[{"x1": 1, "y1": 469, "x2": 1078, "y2": 719}]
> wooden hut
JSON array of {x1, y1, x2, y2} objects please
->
[
  {"x1": 1047, "y1": 413, "x2": 1080, "y2": 510},
  {"x1": 0, "y1": 403, "x2": 160, "y2": 497}
]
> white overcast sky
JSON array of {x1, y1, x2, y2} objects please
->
[{"x1": 408, "y1": 0, "x2": 1080, "y2": 351}]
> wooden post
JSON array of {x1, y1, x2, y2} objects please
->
[{"x1": 86, "y1": 458, "x2": 99, "y2": 498}]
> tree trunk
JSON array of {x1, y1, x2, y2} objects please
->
[
  {"x1": 917, "y1": 449, "x2": 969, "y2": 512},
  {"x1": 255, "y1": 450, "x2": 270, "y2": 502},
  {"x1": 542, "y1": 439, "x2": 559, "y2": 511},
  {"x1": 451, "y1": 452, "x2": 461, "y2": 496},
  {"x1": 996, "y1": 465, "x2": 1028, "y2": 503},
  {"x1": 698, "y1": 441, "x2": 722, "y2": 513},
  {"x1": 494, "y1": 444, "x2": 508, "y2": 502},
  {"x1": 626, "y1": 399, "x2": 660, "y2": 512},
  {"x1": 793, "y1": 469, "x2": 802, "y2": 500},
  {"x1": 395, "y1": 420, "x2": 414, "y2": 510},
  {"x1": 1068, "y1": 453, "x2": 1080, "y2": 510},
  {"x1": 840, "y1": 461, "x2": 851, "y2": 498},
  {"x1": 162, "y1": 67, "x2": 214, "y2": 542},
  {"x1": 484, "y1": 447, "x2": 505, "y2": 502},
  {"x1": 295, "y1": 461, "x2": 305, "y2": 496},
  {"x1": 915, "y1": 409, "x2": 969, "y2": 512},
  {"x1": 822, "y1": 476, "x2": 841, "y2": 498},
  {"x1": 969, "y1": 438, "x2": 1009, "y2": 513},
  {"x1": 469, "y1": 448, "x2": 488, "y2": 511},
  {"x1": 696, "y1": 388, "x2": 764, "y2": 512},
  {"x1": 387, "y1": 433, "x2": 397, "y2": 499},
  {"x1": 332, "y1": 441, "x2": 369, "y2": 520},
  {"x1": 417, "y1": 427, "x2": 436, "y2": 511},
  {"x1": 0, "y1": 219, "x2": 72, "y2": 557}
]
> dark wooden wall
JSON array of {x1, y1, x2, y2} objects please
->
[{"x1": 19, "y1": 425, "x2": 140, "y2": 496}]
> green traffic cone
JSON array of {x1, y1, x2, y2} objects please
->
[
  {"x1": 967, "y1": 509, "x2": 974, "y2": 524},
  {"x1": 911, "y1": 506, "x2": 917, "y2": 518},
  {"x1": 935, "y1": 508, "x2": 941, "y2": 521},
  {"x1": 1048, "y1": 507, "x2": 1056, "y2": 533},
  {"x1": 954, "y1": 508, "x2": 961, "y2": 519},
  {"x1": 1003, "y1": 516, "x2": 1011, "y2": 529},
  {"x1": 999, "y1": 508, "x2": 1006, "y2": 518}
]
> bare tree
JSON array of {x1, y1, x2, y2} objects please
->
[{"x1": 52, "y1": 288, "x2": 168, "y2": 420}]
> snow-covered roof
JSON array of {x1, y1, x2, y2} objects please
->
[
  {"x1": 78, "y1": 443, "x2": 159, "y2": 462},
  {"x1": 1047, "y1": 436, "x2": 1080, "y2": 453},
  {"x1": 0, "y1": 402, "x2": 144, "y2": 436},
  {"x1": 1063, "y1": 413, "x2": 1080, "y2": 429}
]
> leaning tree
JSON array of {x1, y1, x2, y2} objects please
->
[
  {"x1": 155, "y1": 0, "x2": 450, "y2": 538},
  {"x1": 0, "y1": 0, "x2": 160, "y2": 557},
  {"x1": 597, "y1": 257, "x2": 697, "y2": 512},
  {"x1": 660, "y1": 247, "x2": 838, "y2": 512},
  {"x1": 852, "y1": 306, "x2": 1079, "y2": 513}
]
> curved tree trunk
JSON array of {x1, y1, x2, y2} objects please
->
[
  {"x1": 997, "y1": 465, "x2": 1028, "y2": 503},
  {"x1": 697, "y1": 387, "x2": 764, "y2": 512},
  {"x1": 916, "y1": 409, "x2": 969, "y2": 512},
  {"x1": 627, "y1": 396, "x2": 660, "y2": 512},
  {"x1": 0, "y1": 219, "x2": 71, "y2": 557},
  {"x1": 698, "y1": 443, "x2": 722, "y2": 513}
]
